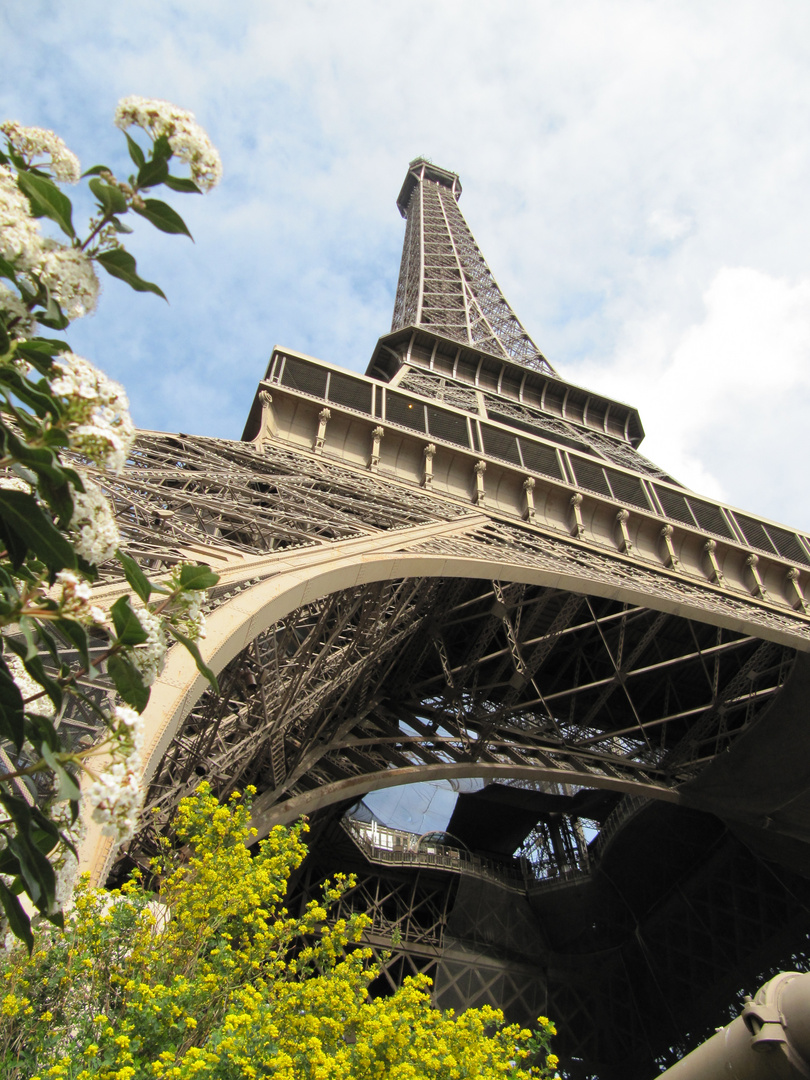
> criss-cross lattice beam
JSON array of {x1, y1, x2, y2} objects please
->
[{"x1": 391, "y1": 160, "x2": 555, "y2": 374}]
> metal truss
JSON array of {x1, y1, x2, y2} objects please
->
[
  {"x1": 65, "y1": 156, "x2": 810, "y2": 1079},
  {"x1": 67, "y1": 429, "x2": 801, "y2": 865},
  {"x1": 65, "y1": 425, "x2": 807, "y2": 1080},
  {"x1": 391, "y1": 159, "x2": 556, "y2": 375},
  {"x1": 149, "y1": 579, "x2": 787, "y2": 827}
]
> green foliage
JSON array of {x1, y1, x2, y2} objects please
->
[
  {"x1": 0, "y1": 105, "x2": 223, "y2": 946},
  {"x1": 0, "y1": 786, "x2": 559, "y2": 1079}
]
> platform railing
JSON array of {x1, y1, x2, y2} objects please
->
[{"x1": 341, "y1": 817, "x2": 592, "y2": 893}]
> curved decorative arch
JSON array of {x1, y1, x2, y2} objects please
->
[
  {"x1": 79, "y1": 517, "x2": 806, "y2": 884},
  {"x1": 250, "y1": 762, "x2": 681, "y2": 839}
]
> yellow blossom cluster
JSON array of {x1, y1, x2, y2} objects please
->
[{"x1": 0, "y1": 785, "x2": 559, "y2": 1079}]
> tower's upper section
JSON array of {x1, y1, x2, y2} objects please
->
[{"x1": 391, "y1": 158, "x2": 557, "y2": 377}]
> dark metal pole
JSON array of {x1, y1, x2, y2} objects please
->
[{"x1": 657, "y1": 973, "x2": 810, "y2": 1080}]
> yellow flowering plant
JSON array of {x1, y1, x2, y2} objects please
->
[{"x1": 0, "y1": 785, "x2": 559, "y2": 1079}]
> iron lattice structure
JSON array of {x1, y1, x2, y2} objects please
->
[
  {"x1": 67, "y1": 162, "x2": 810, "y2": 1079},
  {"x1": 392, "y1": 159, "x2": 556, "y2": 374}
]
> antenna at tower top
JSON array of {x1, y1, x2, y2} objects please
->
[{"x1": 391, "y1": 157, "x2": 556, "y2": 376}]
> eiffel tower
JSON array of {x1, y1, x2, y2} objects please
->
[{"x1": 78, "y1": 158, "x2": 810, "y2": 1078}]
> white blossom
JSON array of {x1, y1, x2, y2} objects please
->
[
  {"x1": 128, "y1": 606, "x2": 167, "y2": 686},
  {"x1": 3, "y1": 648, "x2": 54, "y2": 716},
  {"x1": 0, "y1": 471, "x2": 31, "y2": 493},
  {"x1": 1, "y1": 121, "x2": 81, "y2": 183},
  {"x1": 38, "y1": 241, "x2": 100, "y2": 321},
  {"x1": 166, "y1": 562, "x2": 208, "y2": 641},
  {"x1": 110, "y1": 703, "x2": 144, "y2": 749},
  {"x1": 0, "y1": 285, "x2": 36, "y2": 338},
  {"x1": 0, "y1": 164, "x2": 42, "y2": 271},
  {"x1": 69, "y1": 476, "x2": 120, "y2": 565},
  {"x1": 85, "y1": 705, "x2": 145, "y2": 845},
  {"x1": 87, "y1": 761, "x2": 142, "y2": 843},
  {"x1": 49, "y1": 353, "x2": 135, "y2": 471},
  {"x1": 48, "y1": 803, "x2": 86, "y2": 909},
  {"x1": 114, "y1": 96, "x2": 222, "y2": 192},
  {"x1": 55, "y1": 569, "x2": 105, "y2": 624}
]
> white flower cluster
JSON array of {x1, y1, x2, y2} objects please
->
[
  {"x1": 69, "y1": 476, "x2": 120, "y2": 565},
  {"x1": 129, "y1": 605, "x2": 167, "y2": 686},
  {"x1": 49, "y1": 353, "x2": 135, "y2": 472},
  {"x1": 55, "y1": 569, "x2": 105, "y2": 625},
  {"x1": 0, "y1": 164, "x2": 41, "y2": 272},
  {"x1": 1, "y1": 121, "x2": 81, "y2": 184},
  {"x1": 86, "y1": 704, "x2": 144, "y2": 844},
  {"x1": 3, "y1": 649, "x2": 54, "y2": 717},
  {"x1": 48, "y1": 801, "x2": 86, "y2": 909},
  {"x1": 166, "y1": 562, "x2": 207, "y2": 641},
  {"x1": 0, "y1": 470, "x2": 31, "y2": 493},
  {"x1": 0, "y1": 153, "x2": 96, "y2": 332},
  {"x1": 0, "y1": 284, "x2": 36, "y2": 337},
  {"x1": 38, "y1": 241, "x2": 99, "y2": 320},
  {"x1": 114, "y1": 96, "x2": 222, "y2": 193}
]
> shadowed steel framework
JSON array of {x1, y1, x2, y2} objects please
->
[{"x1": 73, "y1": 158, "x2": 810, "y2": 1079}]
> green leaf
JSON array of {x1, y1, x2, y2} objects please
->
[
  {"x1": 111, "y1": 595, "x2": 149, "y2": 646},
  {"x1": 24, "y1": 711, "x2": 60, "y2": 753},
  {"x1": 40, "y1": 743, "x2": 81, "y2": 802},
  {"x1": 163, "y1": 175, "x2": 202, "y2": 194},
  {"x1": 53, "y1": 618, "x2": 92, "y2": 673},
  {"x1": 177, "y1": 564, "x2": 219, "y2": 591},
  {"x1": 6, "y1": 830, "x2": 54, "y2": 909},
  {"x1": 15, "y1": 335, "x2": 70, "y2": 356},
  {"x1": 137, "y1": 156, "x2": 169, "y2": 189},
  {"x1": 0, "y1": 514, "x2": 26, "y2": 568},
  {"x1": 0, "y1": 319, "x2": 9, "y2": 354},
  {"x1": 124, "y1": 131, "x2": 146, "y2": 169},
  {"x1": 0, "y1": 364, "x2": 62, "y2": 419},
  {"x1": 151, "y1": 134, "x2": 173, "y2": 164},
  {"x1": 2, "y1": 638, "x2": 63, "y2": 715},
  {"x1": 15, "y1": 171, "x2": 75, "y2": 239},
  {"x1": 117, "y1": 550, "x2": 152, "y2": 603},
  {"x1": 17, "y1": 616, "x2": 41, "y2": 661},
  {"x1": 0, "y1": 489, "x2": 76, "y2": 571},
  {"x1": 110, "y1": 216, "x2": 134, "y2": 234},
  {"x1": 88, "y1": 177, "x2": 128, "y2": 215},
  {"x1": 16, "y1": 347, "x2": 63, "y2": 376},
  {"x1": 95, "y1": 249, "x2": 167, "y2": 300},
  {"x1": 108, "y1": 653, "x2": 150, "y2": 712},
  {"x1": 0, "y1": 878, "x2": 32, "y2": 952},
  {"x1": 81, "y1": 164, "x2": 112, "y2": 177},
  {"x1": 36, "y1": 471, "x2": 75, "y2": 527},
  {"x1": 0, "y1": 656, "x2": 25, "y2": 750},
  {"x1": 167, "y1": 624, "x2": 218, "y2": 692},
  {"x1": 2, "y1": 428, "x2": 68, "y2": 482},
  {"x1": 0, "y1": 253, "x2": 19, "y2": 282},
  {"x1": 0, "y1": 490, "x2": 76, "y2": 574},
  {"x1": 133, "y1": 198, "x2": 193, "y2": 239},
  {"x1": 3, "y1": 797, "x2": 57, "y2": 911}
]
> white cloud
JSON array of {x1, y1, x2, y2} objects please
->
[
  {"x1": 3, "y1": 0, "x2": 810, "y2": 531},
  {"x1": 575, "y1": 267, "x2": 810, "y2": 529}
]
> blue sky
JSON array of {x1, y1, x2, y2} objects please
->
[{"x1": 5, "y1": 1, "x2": 810, "y2": 530}]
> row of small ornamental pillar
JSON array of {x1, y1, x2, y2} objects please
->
[{"x1": 307, "y1": 406, "x2": 808, "y2": 615}]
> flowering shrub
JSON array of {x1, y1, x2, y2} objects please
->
[
  {"x1": 0, "y1": 103, "x2": 224, "y2": 947},
  {"x1": 0, "y1": 785, "x2": 559, "y2": 1079}
]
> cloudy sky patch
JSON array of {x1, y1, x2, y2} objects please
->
[{"x1": 5, "y1": 0, "x2": 810, "y2": 528}]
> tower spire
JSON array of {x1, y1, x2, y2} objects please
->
[{"x1": 391, "y1": 157, "x2": 556, "y2": 376}]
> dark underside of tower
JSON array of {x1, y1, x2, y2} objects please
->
[{"x1": 93, "y1": 159, "x2": 810, "y2": 1079}]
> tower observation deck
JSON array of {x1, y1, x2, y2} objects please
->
[{"x1": 75, "y1": 159, "x2": 810, "y2": 1079}]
